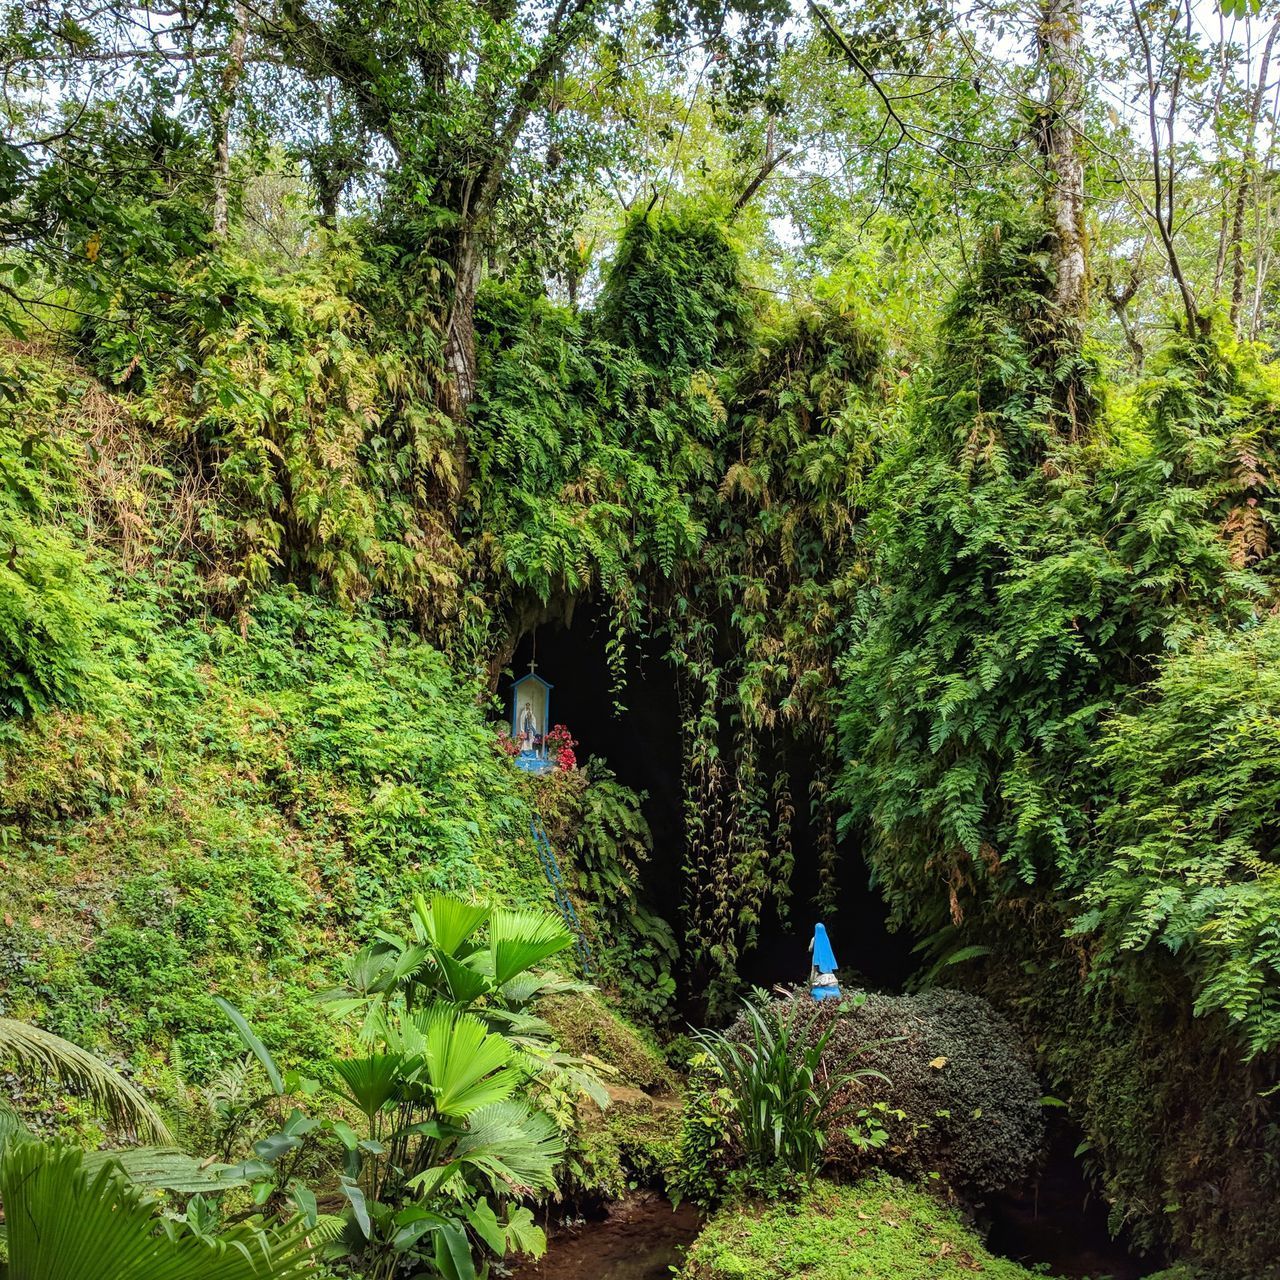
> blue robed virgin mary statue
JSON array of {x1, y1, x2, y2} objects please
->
[{"x1": 809, "y1": 922, "x2": 841, "y2": 1000}]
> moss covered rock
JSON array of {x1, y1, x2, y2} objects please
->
[
  {"x1": 542, "y1": 991, "x2": 682, "y2": 1195},
  {"x1": 681, "y1": 1173, "x2": 1048, "y2": 1280},
  {"x1": 676, "y1": 990, "x2": 1046, "y2": 1206}
]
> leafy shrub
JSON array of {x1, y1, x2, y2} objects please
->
[
  {"x1": 0, "y1": 354, "x2": 115, "y2": 715},
  {"x1": 1075, "y1": 616, "x2": 1280, "y2": 1056},
  {"x1": 217, "y1": 894, "x2": 597, "y2": 1280},
  {"x1": 598, "y1": 208, "x2": 751, "y2": 373}
]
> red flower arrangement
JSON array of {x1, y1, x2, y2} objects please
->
[{"x1": 544, "y1": 724, "x2": 578, "y2": 771}]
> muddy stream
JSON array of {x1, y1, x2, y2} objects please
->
[{"x1": 505, "y1": 1193, "x2": 703, "y2": 1280}]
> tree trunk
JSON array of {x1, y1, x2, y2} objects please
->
[
  {"x1": 212, "y1": 3, "x2": 248, "y2": 239},
  {"x1": 1039, "y1": 0, "x2": 1087, "y2": 328},
  {"x1": 1229, "y1": 21, "x2": 1279, "y2": 330},
  {"x1": 441, "y1": 229, "x2": 481, "y2": 428}
]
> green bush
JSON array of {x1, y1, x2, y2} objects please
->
[
  {"x1": 597, "y1": 209, "x2": 751, "y2": 373},
  {"x1": 0, "y1": 355, "x2": 115, "y2": 715}
]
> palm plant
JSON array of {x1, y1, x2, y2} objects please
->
[
  {"x1": 327, "y1": 894, "x2": 577, "y2": 1019},
  {"x1": 0, "y1": 1139, "x2": 314, "y2": 1279},
  {"x1": 325, "y1": 892, "x2": 608, "y2": 1103},
  {"x1": 219, "y1": 894, "x2": 598, "y2": 1280},
  {"x1": 0, "y1": 1016, "x2": 172, "y2": 1143},
  {"x1": 693, "y1": 999, "x2": 888, "y2": 1186}
]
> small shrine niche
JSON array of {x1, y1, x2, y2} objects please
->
[{"x1": 510, "y1": 666, "x2": 554, "y2": 773}]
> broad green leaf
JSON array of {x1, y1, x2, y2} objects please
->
[
  {"x1": 214, "y1": 1000, "x2": 284, "y2": 1097},
  {"x1": 340, "y1": 1178, "x2": 371, "y2": 1239},
  {"x1": 80, "y1": 1148, "x2": 248, "y2": 1193},
  {"x1": 433, "y1": 1220, "x2": 478, "y2": 1280},
  {"x1": 415, "y1": 894, "x2": 490, "y2": 956},
  {"x1": 487, "y1": 909, "x2": 573, "y2": 985}
]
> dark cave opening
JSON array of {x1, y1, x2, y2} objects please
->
[{"x1": 509, "y1": 606, "x2": 916, "y2": 1010}]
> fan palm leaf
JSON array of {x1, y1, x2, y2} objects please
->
[
  {"x1": 331, "y1": 1053, "x2": 408, "y2": 1121},
  {"x1": 433, "y1": 948, "x2": 491, "y2": 1004},
  {"x1": 414, "y1": 895, "x2": 490, "y2": 956},
  {"x1": 451, "y1": 1100, "x2": 563, "y2": 1195},
  {"x1": 0, "y1": 1140, "x2": 315, "y2": 1279},
  {"x1": 487, "y1": 911, "x2": 573, "y2": 985},
  {"x1": 418, "y1": 1004, "x2": 518, "y2": 1118},
  {"x1": 0, "y1": 1017, "x2": 171, "y2": 1143},
  {"x1": 79, "y1": 1147, "x2": 252, "y2": 1193}
]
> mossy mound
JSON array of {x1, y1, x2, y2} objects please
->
[
  {"x1": 542, "y1": 991, "x2": 676, "y2": 1095},
  {"x1": 542, "y1": 991, "x2": 682, "y2": 1195},
  {"x1": 718, "y1": 991, "x2": 1046, "y2": 1196},
  {"x1": 681, "y1": 1173, "x2": 1048, "y2": 1280}
]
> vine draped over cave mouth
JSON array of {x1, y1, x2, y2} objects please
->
[{"x1": 472, "y1": 211, "x2": 887, "y2": 993}]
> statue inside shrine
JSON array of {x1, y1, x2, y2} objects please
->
[{"x1": 510, "y1": 666, "x2": 554, "y2": 773}]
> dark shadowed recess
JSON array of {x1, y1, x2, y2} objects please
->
[
  {"x1": 984, "y1": 1126, "x2": 1154, "y2": 1280},
  {"x1": 509, "y1": 606, "x2": 916, "y2": 1007}
]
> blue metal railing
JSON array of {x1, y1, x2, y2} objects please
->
[{"x1": 530, "y1": 815, "x2": 594, "y2": 977}]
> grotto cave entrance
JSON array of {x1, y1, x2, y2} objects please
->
[{"x1": 510, "y1": 606, "x2": 916, "y2": 1015}]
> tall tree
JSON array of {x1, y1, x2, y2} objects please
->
[
  {"x1": 1038, "y1": 0, "x2": 1087, "y2": 329},
  {"x1": 1227, "y1": 18, "x2": 1280, "y2": 330},
  {"x1": 211, "y1": 2, "x2": 249, "y2": 239},
  {"x1": 275, "y1": 0, "x2": 604, "y2": 421},
  {"x1": 272, "y1": 0, "x2": 785, "y2": 424}
]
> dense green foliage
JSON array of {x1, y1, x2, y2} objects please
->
[
  {"x1": 7, "y1": 0, "x2": 1280, "y2": 1269},
  {"x1": 836, "y1": 222, "x2": 1280, "y2": 1270},
  {"x1": 1082, "y1": 618, "x2": 1280, "y2": 1054},
  {"x1": 1, "y1": 582, "x2": 544, "y2": 1091}
]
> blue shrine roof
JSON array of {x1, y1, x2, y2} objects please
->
[
  {"x1": 512, "y1": 670, "x2": 553, "y2": 691},
  {"x1": 512, "y1": 670, "x2": 552, "y2": 691}
]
